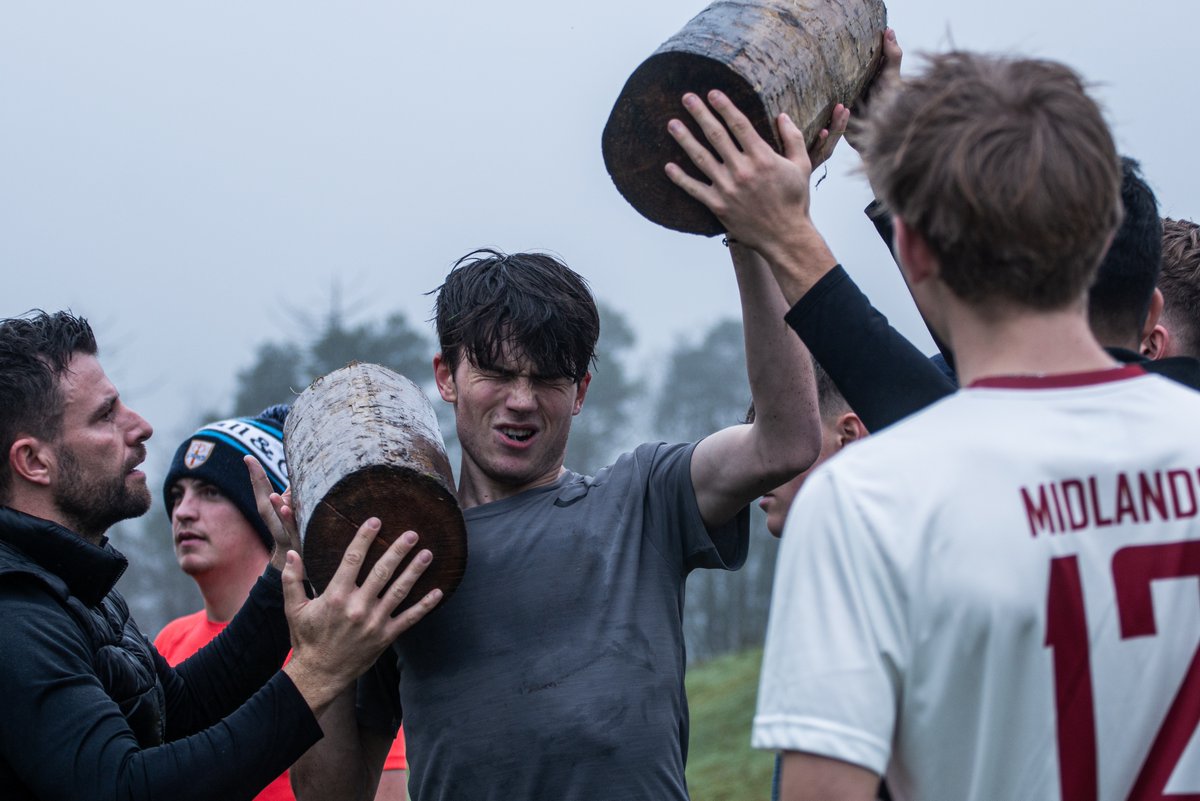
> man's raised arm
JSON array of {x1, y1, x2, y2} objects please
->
[
  {"x1": 663, "y1": 93, "x2": 824, "y2": 526},
  {"x1": 664, "y1": 30, "x2": 955, "y2": 433}
]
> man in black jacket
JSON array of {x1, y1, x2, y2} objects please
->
[{"x1": 0, "y1": 310, "x2": 442, "y2": 801}]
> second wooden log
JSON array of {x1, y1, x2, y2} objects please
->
[
  {"x1": 602, "y1": 0, "x2": 888, "y2": 235},
  {"x1": 284, "y1": 362, "x2": 467, "y2": 618}
]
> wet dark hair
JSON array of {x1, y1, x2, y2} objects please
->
[
  {"x1": 1087, "y1": 158, "x2": 1163, "y2": 346},
  {"x1": 433, "y1": 249, "x2": 599, "y2": 382},
  {"x1": 0, "y1": 310, "x2": 98, "y2": 502}
]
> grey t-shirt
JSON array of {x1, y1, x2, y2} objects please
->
[{"x1": 359, "y1": 441, "x2": 749, "y2": 800}]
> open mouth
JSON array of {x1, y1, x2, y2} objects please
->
[
  {"x1": 126, "y1": 454, "x2": 146, "y2": 477},
  {"x1": 499, "y1": 427, "x2": 535, "y2": 443}
]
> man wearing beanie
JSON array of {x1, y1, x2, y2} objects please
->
[
  {"x1": 155, "y1": 406, "x2": 409, "y2": 801},
  {"x1": 155, "y1": 406, "x2": 298, "y2": 801},
  {"x1": 157, "y1": 406, "x2": 291, "y2": 628}
]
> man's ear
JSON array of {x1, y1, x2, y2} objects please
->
[
  {"x1": 9, "y1": 436, "x2": 53, "y2": 488},
  {"x1": 1143, "y1": 289, "x2": 1165, "y2": 336},
  {"x1": 433, "y1": 353, "x2": 457, "y2": 403},
  {"x1": 572, "y1": 372, "x2": 592, "y2": 416},
  {"x1": 892, "y1": 215, "x2": 938, "y2": 286},
  {"x1": 834, "y1": 413, "x2": 868, "y2": 449},
  {"x1": 1139, "y1": 289, "x2": 1168, "y2": 359},
  {"x1": 1141, "y1": 323, "x2": 1171, "y2": 361}
]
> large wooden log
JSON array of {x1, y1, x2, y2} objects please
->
[
  {"x1": 602, "y1": 0, "x2": 888, "y2": 235},
  {"x1": 284, "y1": 362, "x2": 466, "y2": 617}
]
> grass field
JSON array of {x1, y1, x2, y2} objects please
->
[{"x1": 684, "y1": 647, "x2": 775, "y2": 801}]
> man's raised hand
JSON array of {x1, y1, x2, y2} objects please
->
[
  {"x1": 246, "y1": 455, "x2": 301, "y2": 573},
  {"x1": 809, "y1": 103, "x2": 851, "y2": 171},
  {"x1": 846, "y1": 27, "x2": 903, "y2": 155},
  {"x1": 664, "y1": 90, "x2": 823, "y2": 264},
  {"x1": 281, "y1": 518, "x2": 442, "y2": 717}
]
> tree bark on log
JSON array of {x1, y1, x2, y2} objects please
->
[
  {"x1": 284, "y1": 362, "x2": 466, "y2": 616},
  {"x1": 602, "y1": 0, "x2": 888, "y2": 235}
]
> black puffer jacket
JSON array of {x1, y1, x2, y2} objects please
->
[
  {"x1": 0, "y1": 506, "x2": 321, "y2": 801},
  {"x1": 0, "y1": 508, "x2": 165, "y2": 747}
]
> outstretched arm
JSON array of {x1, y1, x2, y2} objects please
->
[
  {"x1": 665, "y1": 91, "x2": 823, "y2": 526},
  {"x1": 699, "y1": 242, "x2": 822, "y2": 527},
  {"x1": 665, "y1": 30, "x2": 955, "y2": 432}
]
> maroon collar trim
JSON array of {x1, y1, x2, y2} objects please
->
[{"x1": 968, "y1": 364, "x2": 1146, "y2": 389}]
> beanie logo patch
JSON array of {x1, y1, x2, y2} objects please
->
[{"x1": 184, "y1": 440, "x2": 215, "y2": 469}]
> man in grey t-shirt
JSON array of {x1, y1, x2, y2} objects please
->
[{"x1": 292, "y1": 248, "x2": 821, "y2": 801}]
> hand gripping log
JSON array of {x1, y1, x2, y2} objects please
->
[
  {"x1": 284, "y1": 362, "x2": 467, "y2": 618},
  {"x1": 602, "y1": 0, "x2": 888, "y2": 235}
]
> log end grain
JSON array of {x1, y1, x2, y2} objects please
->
[
  {"x1": 601, "y1": 0, "x2": 888, "y2": 236},
  {"x1": 602, "y1": 50, "x2": 772, "y2": 236},
  {"x1": 302, "y1": 463, "x2": 468, "y2": 621}
]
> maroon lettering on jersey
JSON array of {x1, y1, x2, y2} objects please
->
[{"x1": 1022, "y1": 468, "x2": 1200, "y2": 537}]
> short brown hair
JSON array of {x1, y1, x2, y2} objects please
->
[
  {"x1": 1159, "y1": 218, "x2": 1200, "y2": 358},
  {"x1": 811, "y1": 358, "x2": 850, "y2": 422},
  {"x1": 862, "y1": 52, "x2": 1122, "y2": 310}
]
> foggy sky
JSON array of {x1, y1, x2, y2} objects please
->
[{"x1": 4, "y1": 0, "x2": 1197, "y2": 486}]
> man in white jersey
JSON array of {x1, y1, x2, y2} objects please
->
[{"x1": 663, "y1": 49, "x2": 1200, "y2": 800}]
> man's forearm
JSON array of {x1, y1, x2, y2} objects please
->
[
  {"x1": 688, "y1": 244, "x2": 823, "y2": 526},
  {"x1": 292, "y1": 687, "x2": 389, "y2": 801},
  {"x1": 785, "y1": 266, "x2": 955, "y2": 431},
  {"x1": 780, "y1": 752, "x2": 879, "y2": 801},
  {"x1": 164, "y1": 567, "x2": 291, "y2": 736},
  {"x1": 732, "y1": 244, "x2": 822, "y2": 485},
  {"x1": 755, "y1": 220, "x2": 841, "y2": 306},
  {"x1": 732, "y1": 244, "x2": 821, "y2": 472}
]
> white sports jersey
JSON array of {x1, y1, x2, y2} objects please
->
[{"x1": 754, "y1": 366, "x2": 1200, "y2": 801}]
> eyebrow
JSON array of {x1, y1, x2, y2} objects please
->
[
  {"x1": 480, "y1": 364, "x2": 568, "y2": 381},
  {"x1": 89, "y1": 393, "x2": 119, "y2": 422},
  {"x1": 171, "y1": 478, "x2": 217, "y2": 493}
]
